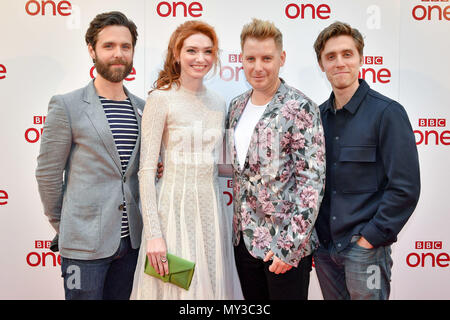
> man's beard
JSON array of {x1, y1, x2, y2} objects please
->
[{"x1": 94, "y1": 56, "x2": 133, "y2": 83}]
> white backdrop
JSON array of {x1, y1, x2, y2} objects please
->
[{"x1": 0, "y1": 0, "x2": 449, "y2": 300}]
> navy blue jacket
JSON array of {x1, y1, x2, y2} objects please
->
[{"x1": 316, "y1": 79, "x2": 420, "y2": 252}]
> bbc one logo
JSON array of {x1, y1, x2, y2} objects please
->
[
  {"x1": 26, "y1": 240, "x2": 61, "y2": 267},
  {"x1": 406, "y1": 241, "x2": 449, "y2": 268},
  {"x1": 0, "y1": 189, "x2": 8, "y2": 206},
  {"x1": 25, "y1": 116, "x2": 46, "y2": 144},
  {"x1": 25, "y1": 0, "x2": 72, "y2": 16},
  {"x1": 155, "y1": 1, "x2": 203, "y2": 17},
  {"x1": 223, "y1": 179, "x2": 233, "y2": 206},
  {"x1": 220, "y1": 54, "x2": 245, "y2": 82},
  {"x1": 285, "y1": 2, "x2": 331, "y2": 20},
  {"x1": 0, "y1": 63, "x2": 6, "y2": 80},
  {"x1": 359, "y1": 56, "x2": 391, "y2": 84},
  {"x1": 414, "y1": 118, "x2": 450, "y2": 146},
  {"x1": 412, "y1": 0, "x2": 449, "y2": 21}
]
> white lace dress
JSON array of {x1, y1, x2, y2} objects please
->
[{"x1": 131, "y1": 85, "x2": 242, "y2": 299}]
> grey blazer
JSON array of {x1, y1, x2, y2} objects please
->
[{"x1": 36, "y1": 80, "x2": 145, "y2": 260}]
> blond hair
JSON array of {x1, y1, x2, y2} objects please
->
[{"x1": 240, "y1": 18, "x2": 283, "y2": 51}]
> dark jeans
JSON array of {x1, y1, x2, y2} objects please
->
[
  {"x1": 314, "y1": 236, "x2": 393, "y2": 300},
  {"x1": 234, "y1": 235, "x2": 312, "y2": 300},
  {"x1": 61, "y1": 236, "x2": 139, "y2": 300}
]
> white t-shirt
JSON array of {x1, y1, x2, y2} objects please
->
[{"x1": 234, "y1": 99, "x2": 268, "y2": 170}]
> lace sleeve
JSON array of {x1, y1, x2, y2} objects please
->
[{"x1": 138, "y1": 91, "x2": 167, "y2": 240}]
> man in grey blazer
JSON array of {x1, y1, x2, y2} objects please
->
[{"x1": 36, "y1": 12, "x2": 144, "y2": 300}]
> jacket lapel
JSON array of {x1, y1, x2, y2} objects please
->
[
  {"x1": 257, "y1": 80, "x2": 288, "y2": 130},
  {"x1": 229, "y1": 90, "x2": 252, "y2": 129},
  {"x1": 83, "y1": 80, "x2": 122, "y2": 173}
]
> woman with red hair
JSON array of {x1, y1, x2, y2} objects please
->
[{"x1": 131, "y1": 20, "x2": 241, "y2": 299}]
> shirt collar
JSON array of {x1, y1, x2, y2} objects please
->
[{"x1": 323, "y1": 79, "x2": 370, "y2": 115}]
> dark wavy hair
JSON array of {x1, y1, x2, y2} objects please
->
[
  {"x1": 314, "y1": 21, "x2": 364, "y2": 64},
  {"x1": 85, "y1": 11, "x2": 138, "y2": 50}
]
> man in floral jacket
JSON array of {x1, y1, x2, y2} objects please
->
[{"x1": 226, "y1": 18, "x2": 326, "y2": 300}]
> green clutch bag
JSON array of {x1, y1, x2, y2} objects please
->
[{"x1": 144, "y1": 253, "x2": 195, "y2": 290}]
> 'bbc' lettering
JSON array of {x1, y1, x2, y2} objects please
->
[
  {"x1": 34, "y1": 116, "x2": 46, "y2": 125},
  {"x1": 35, "y1": 240, "x2": 52, "y2": 249},
  {"x1": 414, "y1": 118, "x2": 449, "y2": 146},
  {"x1": 364, "y1": 56, "x2": 383, "y2": 65},
  {"x1": 229, "y1": 54, "x2": 243, "y2": 64},
  {"x1": 415, "y1": 241, "x2": 443, "y2": 250},
  {"x1": 27, "y1": 240, "x2": 61, "y2": 267},
  {"x1": 25, "y1": 116, "x2": 46, "y2": 144},
  {"x1": 359, "y1": 55, "x2": 391, "y2": 84},
  {"x1": 418, "y1": 119, "x2": 446, "y2": 127},
  {"x1": 407, "y1": 240, "x2": 448, "y2": 268},
  {"x1": 221, "y1": 54, "x2": 244, "y2": 82}
]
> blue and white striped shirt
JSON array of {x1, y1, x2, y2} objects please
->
[{"x1": 100, "y1": 96, "x2": 138, "y2": 238}]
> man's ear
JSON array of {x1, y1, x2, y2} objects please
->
[
  {"x1": 280, "y1": 50, "x2": 286, "y2": 67},
  {"x1": 88, "y1": 44, "x2": 96, "y2": 62}
]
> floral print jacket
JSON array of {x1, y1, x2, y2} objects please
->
[{"x1": 226, "y1": 79, "x2": 326, "y2": 267}]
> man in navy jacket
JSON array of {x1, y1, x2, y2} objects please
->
[{"x1": 312, "y1": 21, "x2": 420, "y2": 300}]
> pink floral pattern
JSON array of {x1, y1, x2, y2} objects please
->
[
  {"x1": 300, "y1": 186, "x2": 319, "y2": 209},
  {"x1": 252, "y1": 227, "x2": 273, "y2": 249},
  {"x1": 227, "y1": 80, "x2": 326, "y2": 267}
]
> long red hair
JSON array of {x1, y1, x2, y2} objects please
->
[{"x1": 152, "y1": 20, "x2": 220, "y2": 92}]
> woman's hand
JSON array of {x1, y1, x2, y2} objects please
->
[
  {"x1": 157, "y1": 161, "x2": 164, "y2": 179},
  {"x1": 146, "y1": 237, "x2": 169, "y2": 276}
]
